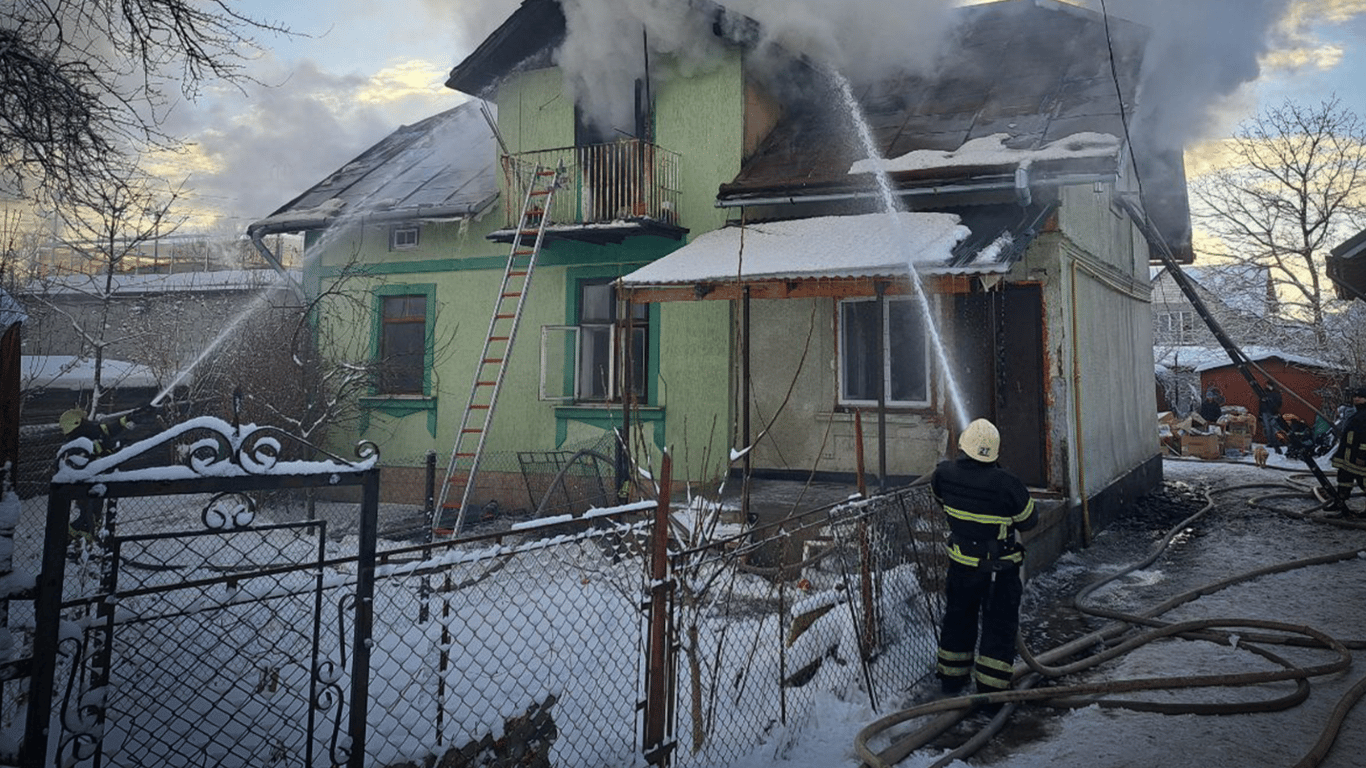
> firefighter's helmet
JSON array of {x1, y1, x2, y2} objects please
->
[
  {"x1": 59, "y1": 408, "x2": 86, "y2": 435},
  {"x1": 959, "y1": 418, "x2": 1000, "y2": 463}
]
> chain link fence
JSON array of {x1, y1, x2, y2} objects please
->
[{"x1": 5, "y1": 442, "x2": 949, "y2": 767}]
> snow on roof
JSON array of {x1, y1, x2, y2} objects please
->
[
  {"x1": 22, "y1": 355, "x2": 158, "y2": 390},
  {"x1": 31, "y1": 269, "x2": 297, "y2": 296},
  {"x1": 1154, "y1": 345, "x2": 1347, "y2": 373},
  {"x1": 621, "y1": 212, "x2": 975, "y2": 286},
  {"x1": 849, "y1": 132, "x2": 1122, "y2": 175}
]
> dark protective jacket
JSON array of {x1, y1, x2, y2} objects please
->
[
  {"x1": 66, "y1": 415, "x2": 131, "y2": 456},
  {"x1": 1258, "y1": 388, "x2": 1283, "y2": 417},
  {"x1": 930, "y1": 456, "x2": 1038, "y2": 569},
  {"x1": 1332, "y1": 406, "x2": 1366, "y2": 478}
]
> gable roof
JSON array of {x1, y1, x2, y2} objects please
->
[
  {"x1": 251, "y1": 101, "x2": 498, "y2": 235},
  {"x1": 1329, "y1": 227, "x2": 1366, "y2": 301}
]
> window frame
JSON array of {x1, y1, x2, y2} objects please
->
[
  {"x1": 389, "y1": 225, "x2": 420, "y2": 251},
  {"x1": 836, "y1": 295, "x2": 932, "y2": 409},
  {"x1": 370, "y1": 284, "x2": 436, "y2": 397}
]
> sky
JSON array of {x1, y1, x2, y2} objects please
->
[{"x1": 145, "y1": 0, "x2": 1366, "y2": 233}]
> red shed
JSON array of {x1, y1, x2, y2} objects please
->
[{"x1": 1198, "y1": 355, "x2": 1350, "y2": 441}]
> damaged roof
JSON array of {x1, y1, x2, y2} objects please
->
[
  {"x1": 722, "y1": 0, "x2": 1191, "y2": 254},
  {"x1": 251, "y1": 101, "x2": 498, "y2": 234}
]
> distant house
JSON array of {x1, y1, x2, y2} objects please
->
[{"x1": 254, "y1": 0, "x2": 1184, "y2": 562}]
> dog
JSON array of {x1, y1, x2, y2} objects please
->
[{"x1": 1253, "y1": 445, "x2": 1269, "y2": 469}]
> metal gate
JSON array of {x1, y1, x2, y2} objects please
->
[{"x1": 22, "y1": 417, "x2": 380, "y2": 768}]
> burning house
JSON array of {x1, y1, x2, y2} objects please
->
[{"x1": 253, "y1": 0, "x2": 1186, "y2": 562}]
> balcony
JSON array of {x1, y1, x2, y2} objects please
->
[{"x1": 495, "y1": 140, "x2": 686, "y2": 245}]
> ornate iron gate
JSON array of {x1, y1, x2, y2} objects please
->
[{"x1": 23, "y1": 418, "x2": 379, "y2": 767}]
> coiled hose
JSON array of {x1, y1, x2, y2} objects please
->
[{"x1": 854, "y1": 465, "x2": 1366, "y2": 768}]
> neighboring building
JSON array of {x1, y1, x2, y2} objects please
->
[
  {"x1": 1155, "y1": 346, "x2": 1349, "y2": 440},
  {"x1": 252, "y1": 0, "x2": 1180, "y2": 563},
  {"x1": 1330, "y1": 227, "x2": 1366, "y2": 303}
]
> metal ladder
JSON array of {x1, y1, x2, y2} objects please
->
[{"x1": 433, "y1": 162, "x2": 564, "y2": 537}]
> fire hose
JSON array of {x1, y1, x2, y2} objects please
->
[{"x1": 854, "y1": 480, "x2": 1366, "y2": 768}]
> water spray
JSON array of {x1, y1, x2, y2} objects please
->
[{"x1": 830, "y1": 70, "x2": 972, "y2": 432}]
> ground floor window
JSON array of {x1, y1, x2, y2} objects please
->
[
  {"x1": 376, "y1": 292, "x2": 429, "y2": 395},
  {"x1": 541, "y1": 278, "x2": 649, "y2": 404},
  {"x1": 838, "y1": 296, "x2": 929, "y2": 407}
]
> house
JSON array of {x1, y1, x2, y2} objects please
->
[
  {"x1": 1329, "y1": 227, "x2": 1366, "y2": 303},
  {"x1": 253, "y1": 0, "x2": 1178, "y2": 562}
]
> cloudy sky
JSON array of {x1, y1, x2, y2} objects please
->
[{"x1": 154, "y1": 0, "x2": 1366, "y2": 233}]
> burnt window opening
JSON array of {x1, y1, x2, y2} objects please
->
[
  {"x1": 378, "y1": 294, "x2": 426, "y2": 394},
  {"x1": 838, "y1": 297, "x2": 929, "y2": 407}
]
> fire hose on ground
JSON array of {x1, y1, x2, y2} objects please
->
[{"x1": 854, "y1": 473, "x2": 1366, "y2": 768}]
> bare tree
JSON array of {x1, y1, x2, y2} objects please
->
[
  {"x1": 28, "y1": 167, "x2": 184, "y2": 415},
  {"x1": 1, "y1": 0, "x2": 291, "y2": 200},
  {"x1": 1190, "y1": 96, "x2": 1366, "y2": 352}
]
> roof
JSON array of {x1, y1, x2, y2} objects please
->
[
  {"x1": 621, "y1": 204, "x2": 1048, "y2": 289},
  {"x1": 251, "y1": 101, "x2": 498, "y2": 234},
  {"x1": 718, "y1": 0, "x2": 1191, "y2": 254},
  {"x1": 1154, "y1": 346, "x2": 1347, "y2": 374},
  {"x1": 23, "y1": 355, "x2": 159, "y2": 391},
  {"x1": 31, "y1": 269, "x2": 297, "y2": 297},
  {"x1": 0, "y1": 286, "x2": 25, "y2": 329},
  {"x1": 1329, "y1": 227, "x2": 1366, "y2": 301}
]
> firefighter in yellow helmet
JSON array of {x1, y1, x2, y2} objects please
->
[{"x1": 929, "y1": 418, "x2": 1037, "y2": 711}]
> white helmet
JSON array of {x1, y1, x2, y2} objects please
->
[{"x1": 959, "y1": 418, "x2": 1000, "y2": 463}]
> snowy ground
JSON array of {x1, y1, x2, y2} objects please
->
[{"x1": 733, "y1": 448, "x2": 1366, "y2": 768}]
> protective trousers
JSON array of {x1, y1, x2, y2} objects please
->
[{"x1": 936, "y1": 562, "x2": 1023, "y2": 693}]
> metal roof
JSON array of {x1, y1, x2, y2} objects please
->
[
  {"x1": 0, "y1": 286, "x2": 25, "y2": 329},
  {"x1": 253, "y1": 101, "x2": 499, "y2": 234}
]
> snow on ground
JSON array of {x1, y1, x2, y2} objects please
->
[{"x1": 733, "y1": 450, "x2": 1366, "y2": 768}]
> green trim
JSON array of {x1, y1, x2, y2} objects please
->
[
  {"x1": 360, "y1": 396, "x2": 439, "y2": 437},
  {"x1": 554, "y1": 405, "x2": 666, "y2": 451},
  {"x1": 367, "y1": 284, "x2": 438, "y2": 437}
]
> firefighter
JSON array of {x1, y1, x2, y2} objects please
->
[
  {"x1": 59, "y1": 405, "x2": 155, "y2": 538},
  {"x1": 1317, "y1": 387, "x2": 1366, "y2": 516},
  {"x1": 930, "y1": 418, "x2": 1038, "y2": 708}
]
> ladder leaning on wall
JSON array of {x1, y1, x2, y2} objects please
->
[{"x1": 433, "y1": 162, "x2": 565, "y2": 538}]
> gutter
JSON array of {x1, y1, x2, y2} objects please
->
[{"x1": 714, "y1": 171, "x2": 1116, "y2": 209}]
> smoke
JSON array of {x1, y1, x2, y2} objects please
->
[{"x1": 556, "y1": 0, "x2": 961, "y2": 136}]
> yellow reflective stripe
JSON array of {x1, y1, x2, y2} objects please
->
[
  {"x1": 975, "y1": 667, "x2": 1011, "y2": 687},
  {"x1": 945, "y1": 544, "x2": 1022, "y2": 567},
  {"x1": 944, "y1": 505, "x2": 1015, "y2": 529},
  {"x1": 937, "y1": 662, "x2": 971, "y2": 676},
  {"x1": 976, "y1": 655, "x2": 1013, "y2": 674},
  {"x1": 1012, "y1": 498, "x2": 1035, "y2": 523},
  {"x1": 938, "y1": 649, "x2": 973, "y2": 662}
]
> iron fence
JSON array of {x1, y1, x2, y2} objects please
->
[{"x1": 4, "y1": 422, "x2": 950, "y2": 767}]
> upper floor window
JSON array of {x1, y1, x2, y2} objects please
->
[
  {"x1": 1156, "y1": 310, "x2": 1196, "y2": 343},
  {"x1": 838, "y1": 296, "x2": 929, "y2": 407},
  {"x1": 390, "y1": 226, "x2": 419, "y2": 251},
  {"x1": 377, "y1": 294, "x2": 427, "y2": 394}
]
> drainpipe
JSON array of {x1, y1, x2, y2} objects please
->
[
  {"x1": 875, "y1": 281, "x2": 888, "y2": 492},
  {"x1": 1069, "y1": 259, "x2": 1092, "y2": 546}
]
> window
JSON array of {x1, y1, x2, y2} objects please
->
[
  {"x1": 839, "y1": 297, "x2": 929, "y2": 407},
  {"x1": 390, "y1": 226, "x2": 419, "y2": 250},
  {"x1": 378, "y1": 294, "x2": 427, "y2": 394},
  {"x1": 541, "y1": 279, "x2": 648, "y2": 403},
  {"x1": 1156, "y1": 310, "x2": 1196, "y2": 343}
]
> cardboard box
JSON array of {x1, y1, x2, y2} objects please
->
[{"x1": 1181, "y1": 432, "x2": 1223, "y2": 459}]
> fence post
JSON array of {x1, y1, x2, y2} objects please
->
[
  {"x1": 347, "y1": 467, "x2": 380, "y2": 768},
  {"x1": 642, "y1": 452, "x2": 673, "y2": 766}
]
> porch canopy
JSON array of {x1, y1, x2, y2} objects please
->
[{"x1": 618, "y1": 206, "x2": 1045, "y2": 302}]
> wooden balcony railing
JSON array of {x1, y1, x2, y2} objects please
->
[{"x1": 501, "y1": 140, "x2": 682, "y2": 230}]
